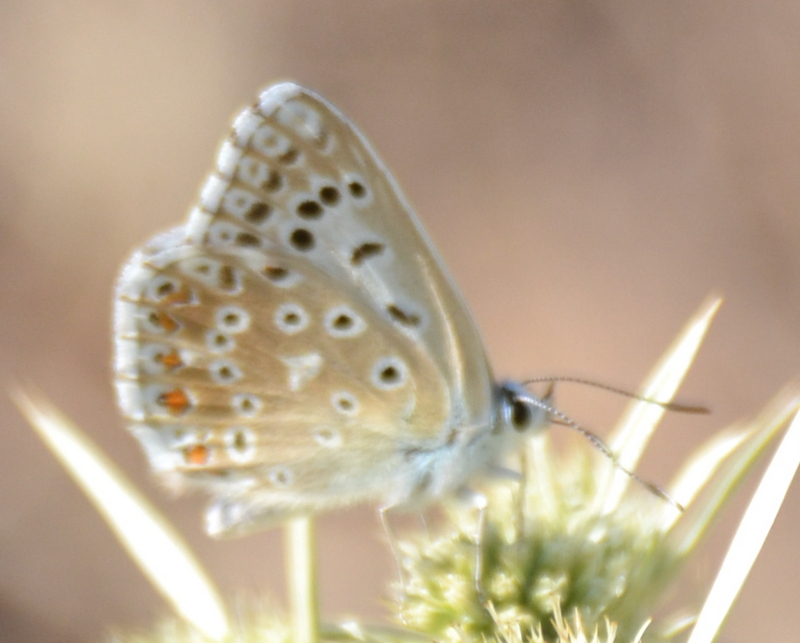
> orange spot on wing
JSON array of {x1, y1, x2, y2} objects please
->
[
  {"x1": 158, "y1": 388, "x2": 191, "y2": 415},
  {"x1": 151, "y1": 311, "x2": 180, "y2": 333},
  {"x1": 163, "y1": 284, "x2": 193, "y2": 306},
  {"x1": 183, "y1": 444, "x2": 210, "y2": 466},
  {"x1": 158, "y1": 349, "x2": 183, "y2": 370}
]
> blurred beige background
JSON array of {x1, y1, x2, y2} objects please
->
[{"x1": 1, "y1": 2, "x2": 799, "y2": 642}]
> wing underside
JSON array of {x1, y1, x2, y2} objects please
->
[{"x1": 113, "y1": 83, "x2": 496, "y2": 530}]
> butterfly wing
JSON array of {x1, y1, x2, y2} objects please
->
[
  {"x1": 187, "y1": 83, "x2": 495, "y2": 430},
  {"x1": 113, "y1": 83, "x2": 495, "y2": 534}
]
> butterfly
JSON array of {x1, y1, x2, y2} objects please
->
[{"x1": 113, "y1": 82, "x2": 548, "y2": 537}]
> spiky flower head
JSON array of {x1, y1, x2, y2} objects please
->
[
  {"x1": 399, "y1": 434, "x2": 678, "y2": 642},
  {"x1": 395, "y1": 299, "x2": 800, "y2": 643}
]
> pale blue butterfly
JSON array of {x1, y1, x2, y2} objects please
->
[{"x1": 113, "y1": 83, "x2": 549, "y2": 537}]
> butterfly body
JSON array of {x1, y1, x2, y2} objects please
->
[{"x1": 114, "y1": 83, "x2": 546, "y2": 536}]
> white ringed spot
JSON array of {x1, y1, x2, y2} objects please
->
[
  {"x1": 231, "y1": 393, "x2": 262, "y2": 417},
  {"x1": 277, "y1": 101, "x2": 323, "y2": 143},
  {"x1": 371, "y1": 357, "x2": 409, "y2": 391},
  {"x1": 207, "y1": 221, "x2": 241, "y2": 245},
  {"x1": 138, "y1": 307, "x2": 181, "y2": 335},
  {"x1": 138, "y1": 343, "x2": 183, "y2": 375},
  {"x1": 331, "y1": 391, "x2": 360, "y2": 416},
  {"x1": 312, "y1": 426, "x2": 342, "y2": 449},
  {"x1": 181, "y1": 256, "x2": 225, "y2": 287},
  {"x1": 274, "y1": 302, "x2": 310, "y2": 334},
  {"x1": 209, "y1": 359, "x2": 243, "y2": 384},
  {"x1": 215, "y1": 306, "x2": 251, "y2": 334},
  {"x1": 224, "y1": 427, "x2": 256, "y2": 463},
  {"x1": 205, "y1": 329, "x2": 235, "y2": 354},
  {"x1": 142, "y1": 383, "x2": 194, "y2": 416},
  {"x1": 237, "y1": 155, "x2": 281, "y2": 193},
  {"x1": 223, "y1": 186, "x2": 272, "y2": 225},
  {"x1": 288, "y1": 191, "x2": 325, "y2": 221},
  {"x1": 177, "y1": 255, "x2": 241, "y2": 292},
  {"x1": 268, "y1": 466, "x2": 293, "y2": 487},
  {"x1": 343, "y1": 172, "x2": 373, "y2": 207},
  {"x1": 324, "y1": 305, "x2": 367, "y2": 338},
  {"x1": 251, "y1": 124, "x2": 293, "y2": 158},
  {"x1": 145, "y1": 275, "x2": 182, "y2": 302}
]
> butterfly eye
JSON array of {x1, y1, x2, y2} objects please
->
[{"x1": 510, "y1": 398, "x2": 532, "y2": 432}]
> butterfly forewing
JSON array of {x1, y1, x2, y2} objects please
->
[
  {"x1": 187, "y1": 84, "x2": 494, "y2": 429},
  {"x1": 114, "y1": 83, "x2": 496, "y2": 531}
]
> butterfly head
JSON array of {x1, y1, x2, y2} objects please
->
[{"x1": 496, "y1": 380, "x2": 550, "y2": 438}]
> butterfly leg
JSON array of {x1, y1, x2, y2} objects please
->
[
  {"x1": 515, "y1": 445, "x2": 529, "y2": 540},
  {"x1": 487, "y1": 462, "x2": 527, "y2": 543},
  {"x1": 418, "y1": 511, "x2": 431, "y2": 540},
  {"x1": 379, "y1": 506, "x2": 409, "y2": 604},
  {"x1": 454, "y1": 487, "x2": 489, "y2": 604}
]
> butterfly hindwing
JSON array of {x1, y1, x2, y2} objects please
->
[{"x1": 115, "y1": 231, "x2": 449, "y2": 484}]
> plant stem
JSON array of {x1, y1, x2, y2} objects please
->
[{"x1": 286, "y1": 516, "x2": 319, "y2": 643}]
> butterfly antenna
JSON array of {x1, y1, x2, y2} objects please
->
[
  {"x1": 522, "y1": 376, "x2": 709, "y2": 414},
  {"x1": 516, "y1": 392, "x2": 685, "y2": 512}
]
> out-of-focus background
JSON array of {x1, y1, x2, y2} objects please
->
[{"x1": 1, "y1": 3, "x2": 799, "y2": 642}]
